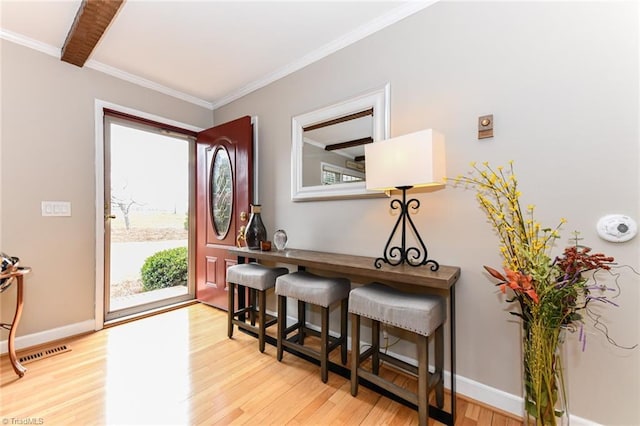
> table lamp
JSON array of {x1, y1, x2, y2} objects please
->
[{"x1": 365, "y1": 129, "x2": 446, "y2": 270}]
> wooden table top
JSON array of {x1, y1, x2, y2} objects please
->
[{"x1": 228, "y1": 247, "x2": 460, "y2": 291}]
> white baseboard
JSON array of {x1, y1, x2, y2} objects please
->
[
  {"x1": 369, "y1": 342, "x2": 602, "y2": 426},
  {"x1": 281, "y1": 313, "x2": 601, "y2": 426},
  {"x1": 455, "y1": 373, "x2": 600, "y2": 426},
  {"x1": 0, "y1": 320, "x2": 95, "y2": 354}
]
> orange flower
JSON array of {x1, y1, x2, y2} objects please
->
[
  {"x1": 484, "y1": 266, "x2": 539, "y2": 303},
  {"x1": 503, "y1": 268, "x2": 539, "y2": 304}
]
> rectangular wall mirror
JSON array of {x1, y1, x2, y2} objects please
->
[{"x1": 291, "y1": 84, "x2": 390, "y2": 201}]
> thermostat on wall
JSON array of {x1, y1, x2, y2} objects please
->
[{"x1": 596, "y1": 214, "x2": 637, "y2": 242}]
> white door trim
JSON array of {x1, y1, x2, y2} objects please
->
[{"x1": 93, "y1": 99, "x2": 203, "y2": 330}]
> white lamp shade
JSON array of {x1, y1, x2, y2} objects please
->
[{"x1": 365, "y1": 129, "x2": 446, "y2": 191}]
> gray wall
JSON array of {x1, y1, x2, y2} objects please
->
[
  {"x1": 0, "y1": 40, "x2": 213, "y2": 336},
  {"x1": 214, "y1": 2, "x2": 639, "y2": 424}
]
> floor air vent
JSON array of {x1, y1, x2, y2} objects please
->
[{"x1": 18, "y1": 344, "x2": 71, "y2": 364}]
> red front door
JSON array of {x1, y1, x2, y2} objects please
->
[{"x1": 195, "y1": 116, "x2": 252, "y2": 309}]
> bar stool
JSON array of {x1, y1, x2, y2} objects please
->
[
  {"x1": 227, "y1": 262, "x2": 289, "y2": 352},
  {"x1": 349, "y1": 282, "x2": 446, "y2": 426},
  {"x1": 275, "y1": 270, "x2": 350, "y2": 383}
]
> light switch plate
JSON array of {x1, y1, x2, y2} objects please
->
[{"x1": 42, "y1": 201, "x2": 72, "y2": 217}]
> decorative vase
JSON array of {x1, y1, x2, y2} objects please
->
[
  {"x1": 523, "y1": 321, "x2": 569, "y2": 426},
  {"x1": 273, "y1": 229, "x2": 288, "y2": 251},
  {"x1": 245, "y1": 204, "x2": 267, "y2": 250}
]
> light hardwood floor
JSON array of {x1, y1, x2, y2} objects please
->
[{"x1": 1, "y1": 303, "x2": 523, "y2": 425}]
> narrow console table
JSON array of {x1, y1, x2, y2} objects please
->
[
  {"x1": 228, "y1": 247, "x2": 460, "y2": 425},
  {"x1": 1, "y1": 266, "x2": 31, "y2": 377}
]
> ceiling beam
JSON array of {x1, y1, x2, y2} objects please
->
[
  {"x1": 325, "y1": 137, "x2": 373, "y2": 151},
  {"x1": 303, "y1": 108, "x2": 373, "y2": 132},
  {"x1": 61, "y1": 0, "x2": 125, "y2": 67}
]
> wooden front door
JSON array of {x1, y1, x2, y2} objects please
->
[{"x1": 196, "y1": 116, "x2": 253, "y2": 309}]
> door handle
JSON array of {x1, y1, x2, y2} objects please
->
[
  {"x1": 237, "y1": 225, "x2": 246, "y2": 248},
  {"x1": 105, "y1": 214, "x2": 116, "y2": 220}
]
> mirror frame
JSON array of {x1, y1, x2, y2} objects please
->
[{"x1": 291, "y1": 83, "x2": 390, "y2": 201}]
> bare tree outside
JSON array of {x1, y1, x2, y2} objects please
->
[
  {"x1": 111, "y1": 182, "x2": 142, "y2": 230},
  {"x1": 108, "y1": 124, "x2": 189, "y2": 307}
]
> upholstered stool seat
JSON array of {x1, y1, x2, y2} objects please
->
[
  {"x1": 349, "y1": 282, "x2": 446, "y2": 426},
  {"x1": 227, "y1": 262, "x2": 289, "y2": 352},
  {"x1": 275, "y1": 271, "x2": 350, "y2": 383}
]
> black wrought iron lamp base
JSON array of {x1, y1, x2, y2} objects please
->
[{"x1": 374, "y1": 186, "x2": 439, "y2": 271}]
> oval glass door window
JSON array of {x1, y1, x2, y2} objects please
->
[{"x1": 210, "y1": 146, "x2": 233, "y2": 238}]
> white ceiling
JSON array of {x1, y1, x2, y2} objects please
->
[{"x1": 0, "y1": 1, "x2": 436, "y2": 110}]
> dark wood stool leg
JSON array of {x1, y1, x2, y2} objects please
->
[
  {"x1": 249, "y1": 288, "x2": 257, "y2": 326},
  {"x1": 258, "y1": 289, "x2": 266, "y2": 353},
  {"x1": 340, "y1": 298, "x2": 348, "y2": 365},
  {"x1": 228, "y1": 282, "x2": 235, "y2": 338},
  {"x1": 350, "y1": 312, "x2": 360, "y2": 396},
  {"x1": 320, "y1": 306, "x2": 329, "y2": 383},
  {"x1": 298, "y1": 300, "x2": 306, "y2": 344},
  {"x1": 277, "y1": 295, "x2": 286, "y2": 361},
  {"x1": 435, "y1": 324, "x2": 445, "y2": 408},
  {"x1": 418, "y1": 334, "x2": 429, "y2": 426},
  {"x1": 372, "y1": 319, "x2": 380, "y2": 375}
]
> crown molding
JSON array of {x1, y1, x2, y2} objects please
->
[
  {"x1": 2, "y1": 1, "x2": 438, "y2": 112},
  {"x1": 211, "y1": 1, "x2": 438, "y2": 109},
  {"x1": 0, "y1": 28, "x2": 61, "y2": 57},
  {"x1": 85, "y1": 60, "x2": 214, "y2": 109},
  {"x1": 1, "y1": 28, "x2": 213, "y2": 110}
]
